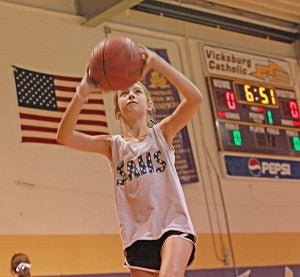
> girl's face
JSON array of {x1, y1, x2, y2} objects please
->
[{"x1": 115, "y1": 83, "x2": 152, "y2": 119}]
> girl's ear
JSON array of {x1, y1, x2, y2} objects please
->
[
  {"x1": 115, "y1": 111, "x2": 121, "y2": 120},
  {"x1": 147, "y1": 100, "x2": 154, "y2": 114},
  {"x1": 115, "y1": 105, "x2": 122, "y2": 119}
]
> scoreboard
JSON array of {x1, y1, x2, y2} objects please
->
[{"x1": 207, "y1": 75, "x2": 300, "y2": 157}]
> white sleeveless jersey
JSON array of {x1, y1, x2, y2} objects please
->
[{"x1": 111, "y1": 124, "x2": 195, "y2": 249}]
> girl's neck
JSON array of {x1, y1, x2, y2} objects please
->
[{"x1": 122, "y1": 125, "x2": 150, "y2": 142}]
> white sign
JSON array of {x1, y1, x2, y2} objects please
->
[{"x1": 203, "y1": 45, "x2": 294, "y2": 87}]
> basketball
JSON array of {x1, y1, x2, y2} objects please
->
[{"x1": 88, "y1": 36, "x2": 144, "y2": 91}]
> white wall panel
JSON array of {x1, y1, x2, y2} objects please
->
[{"x1": 0, "y1": 1, "x2": 299, "y2": 238}]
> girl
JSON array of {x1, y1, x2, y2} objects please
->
[
  {"x1": 11, "y1": 253, "x2": 32, "y2": 277},
  {"x1": 57, "y1": 46, "x2": 203, "y2": 276}
]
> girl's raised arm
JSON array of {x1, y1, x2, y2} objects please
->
[
  {"x1": 56, "y1": 74, "x2": 112, "y2": 159},
  {"x1": 142, "y1": 49, "x2": 203, "y2": 147}
]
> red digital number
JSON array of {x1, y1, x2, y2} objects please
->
[
  {"x1": 225, "y1": 91, "x2": 237, "y2": 110},
  {"x1": 289, "y1": 101, "x2": 299, "y2": 118}
]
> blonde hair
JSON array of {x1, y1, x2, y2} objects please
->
[{"x1": 113, "y1": 82, "x2": 156, "y2": 127}]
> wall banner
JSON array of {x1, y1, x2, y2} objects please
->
[
  {"x1": 224, "y1": 155, "x2": 300, "y2": 179},
  {"x1": 143, "y1": 48, "x2": 199, "y2": 185},
  {"x1": 203, "y1": 45, "x2": 294, "y2": 87}
]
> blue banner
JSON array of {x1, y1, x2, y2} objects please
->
[
  {"x1": 143, "y1": 48, "x2": 199, "y2": 184},
  {"x1": 224, "y1": 155, "x2": 300, "y2": 179}
]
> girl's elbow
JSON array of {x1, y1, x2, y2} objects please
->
[
  {"x1": 56, "y1": 131, "x2": 68, "y2": 145},
  {"x1": 195, "y1": 91, "x2": 203, "y2": 107},
  {"x1": 56, "y1": 133, "x2": 64, "y2": 145}
]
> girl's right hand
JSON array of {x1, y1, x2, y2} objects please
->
[{"x1": 77, "y1": 66, "x2": 103, "y2": 100}]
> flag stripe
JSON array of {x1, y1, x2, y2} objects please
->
[
  {"x1": 22, "y1": 137, "x2": 57, "y2": 144},
  {"x1": 55, "y1": 96, "x2": 106, "y2": 105},
  {"x1": 55, "y1": 85, "x2": 75, "y2": 92},
  {"x1": 56, "y1": 103, "x2": 106, "y2": 114},
  {"x1": 14, "y1": 66, "x2": 109, "y2": 144},
  {"x1": 21, "y1": 129, "x2": 106, "y2": 139},
  {"x1": 20, "y1": 118, "x2": 108, "y2": 131},
  {"x1": 19, "y1": 107, "x2": 107, "y2": 121},
  {"x1": 21, "y1": 125, "x2": 57, "y2": 133},
  {"x1": 75, "y1": 109, "x2": 107, "y2": 116},
  {"x1": 54, "y1": 75, "x2": 81, "y2": 82},
  {"x1": 20, "y1": 112, "x2": 61, "y2": 122},
  {"x1": 21, "y1": 130, "x2": 58, "y2": 139},
  {"x1": 77, "y1": 119, "x2": 108, "y2": 126}
]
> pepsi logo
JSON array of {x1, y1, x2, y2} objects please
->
[{"x1": 248, "y1": 158, "x2": 261, "y2": 176}]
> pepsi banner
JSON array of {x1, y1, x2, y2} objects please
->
[{"x1": 224, "y1": 155, "x2": 300, "y2": 179}]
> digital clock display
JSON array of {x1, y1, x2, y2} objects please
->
[
  {"x1": 235, "y1": 83, "x2": 277, "y2": 107},
  {"x1": 207, "y1": 75, "x2": 300, "y2": 157}
]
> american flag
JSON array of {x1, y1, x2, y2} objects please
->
[{"x1": 13, "y1": 66, "x2": 109, "y2": 144}]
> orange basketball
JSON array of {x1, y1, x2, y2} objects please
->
[{"x1": 88, "y1": 36, "x2": 144, "y2": 91}]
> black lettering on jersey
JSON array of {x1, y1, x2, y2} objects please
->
[
  {"x1": 138, "y1": 152, "x2": 154, "y2": 175},
  {"x1": 127, "y1": 160, "x2": 140, "y2": 181},
  {"x1": 116, "y1": 160, "x2": 127, "y2": 186},
  {"x1": 153, "y1": 150, "x2": 166, "y2": 172},
  {"x1": 116, "y1": 150, "x2": 166, "y2": 186}
]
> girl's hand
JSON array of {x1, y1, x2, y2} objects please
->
[
  {"x1": 76, "y1": 66, "x2": 103, "y2": 101},
  {"x1": 139, "y1": 45, "x2": 160, "y2": 79}
]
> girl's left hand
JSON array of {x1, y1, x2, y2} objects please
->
[{"x1": 138, "y1": 45, "x2": 158, "y2": 79}]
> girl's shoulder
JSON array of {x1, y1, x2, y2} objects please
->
[{"x1": 95, "y1": 134, "x2": 113, "y2": 142}]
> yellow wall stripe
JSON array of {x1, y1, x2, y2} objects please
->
[{"x1": 1, "y1": 232, "x2": 299, "y2": 276}]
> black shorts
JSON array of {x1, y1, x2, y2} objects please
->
[{"x1": 124, "y1": 230, "x2": 196, "y2": 272}]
